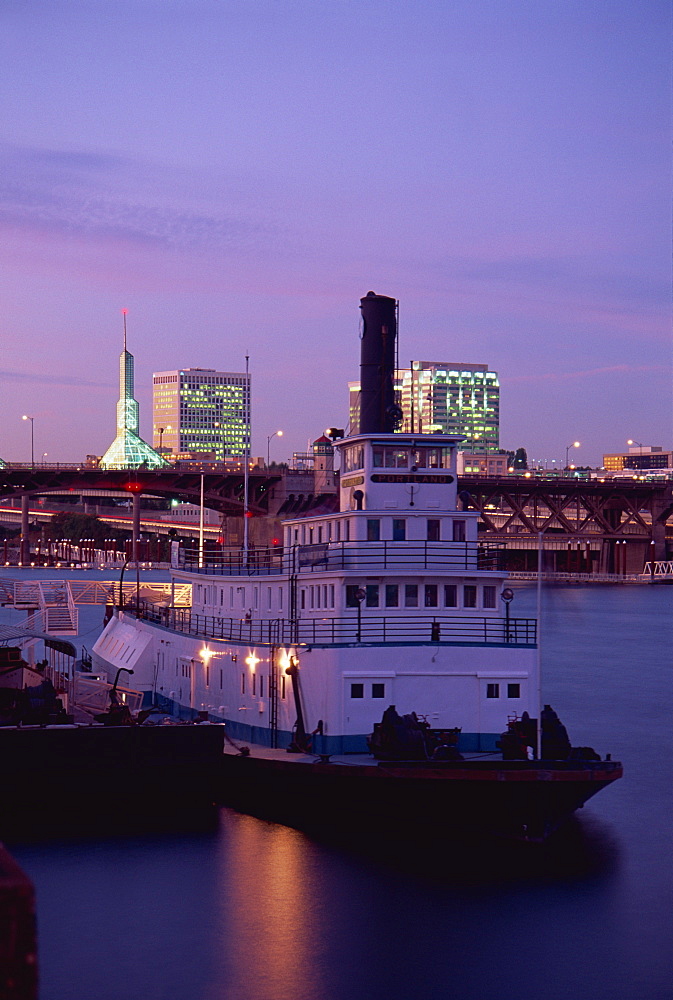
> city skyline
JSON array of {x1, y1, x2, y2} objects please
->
[{"x1": 0, "y1": 1, "x2": 670, "y2": 469}]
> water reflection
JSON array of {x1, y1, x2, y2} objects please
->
[
  {"x1": 238, "y1": 811, "x2": 621, "y2": 887},
  {"x1": 212, "y1": 810, "x2": 326, "y2": 1000}
]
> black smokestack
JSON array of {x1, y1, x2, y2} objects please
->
[{"x1": 359, "y1": 291, "x2": 402, "y2": 434}]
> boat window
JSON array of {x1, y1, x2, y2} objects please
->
[
  {"x1": 372, "y1": 447, "x2": 384, "y2": 467},
  {"x1": 367, "y1": 519, "x2": 380, "y2": 542},
  {"x1": 346, "y1": 585, "x2": 361, "y2": 608},
  {"x1": 365, "y1": 584, "x2": 379, "y2": 608},
  {"x1": 453, "y1": 520, "x2": 466, "y2": 542},
  {"x1": 385, "y1": 584, "x2": 399, "y2": 607},
  {"x1": 350, "y1": 683, "x2": 364, "y2": 699},
  {"x1": 404, "y1": 584, "x2": 418, "y2": 608},
  {"x1": 318, "y1": 526, "x2": 323, "y2": 544},
  {"x1": 383, "y1": 447, "x2": 408, "y2": 468},
  {"x1": 278, "y1": 587, "x2": 283, "y2": 610},
  {"x1": 323, "y1": 585, "x2": 328, "y2": 607},
  {"x1": 267, "y1": 587, "x2": 272, "y2": 610},
  {"x1": 464, "y1": 585, "x2": 477, "y2": 608},
  {"x1": 444, "y1": 584, "x2": 457, "y2": 607},
  {"x1": 301, "y1": 590, "x2": 306, "y2": 609},
  {"x1": 260, "y1": 676, "x2": 264, "y2": 698},
  {"x1": 329, "y1": 584, "x2": 335, "y2": 607},
  {"x1": 486, "y1": 683, "x2": 500, "y2": 698},
  {"x1": 344, "y1": 446, "x2": 364, "y2": 472},
  {"x1": 309, "y1": 527, "x2": 314, "y2": 544},
  {"x1": 392, "y1": 518, "x2": 406, "y2": 541},
  {"x1": 344, "y1": 520, "x2": 350, "y2": 541},
  {"x1": 483, "y1": 586, "x2": 496, "y2": 609},
  {"x1": 424, "y1": 584, "x2": 438, "y2": 608},
  {"x1": 507, "y1": 684, "x2": 521, "y2": 699},
  {"x1": 427, "y1": 519, "x2": 440, "y2": 541},
  {"x1": 281, "y1": 675, "x2": 286, "y2": 699},
  {"x1": 372, "y1": 683, "x2": 385, "y2": 699},
  {"x1": 335, "y1": 521, "x2": 341, "y2": 542},
  {"x1": 241, "y1": 673, "x2": 245, "y2": 694},
  {"x1": 252, "y1": 672, "x2": 256, "y2": 695}
]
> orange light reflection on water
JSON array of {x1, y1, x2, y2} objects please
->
[{"x1": 212, "y1": 810, "x2": 327, "y2": 1000}]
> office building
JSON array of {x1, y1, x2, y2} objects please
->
[
  {"x1": 603, "y1": 446, "x2": 671, "y2": 472},
  {"x1": 152, "y1": 368, "x2": 251, "y2": 461},
  {"x1": 349, "y1": 361, "x2": 500, "y2": 454}
]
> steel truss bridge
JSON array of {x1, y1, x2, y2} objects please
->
[
  {"x1": 459, "y1": 475, "x2": 673, "y2": 571},
  {"x1": 0, "y1": 466, "x2": 281, "y2": 515}
]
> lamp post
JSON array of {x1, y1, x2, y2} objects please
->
[
  {"x1": 267, "y1": 429, "x2": 283, "y2": 468},
  {"x1": 42, "y1": 453, "x2": 48, "y2": 465},
  {"x1": 565, "y1": 440, "x2": 580, "y2": 471},
  {"x1": 22, "y1": 415, "x2": 34, "y2": 466}
]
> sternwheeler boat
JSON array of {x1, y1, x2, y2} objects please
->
[{"x1": 92, "y1": 291, "x2": 622, "y2": 841}]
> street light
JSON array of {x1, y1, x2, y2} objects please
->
[
  {"x1": 22, "y1": 415, "x2": 34, "y2": 466},
  {"x1": 156, "y1": 424, "x2": 172, "y2": 453},
  {"x1": 565, "y1": 440, "x2": 580, "y2": 470},
  {"x1": 267, "y1": 429, "x2": 283, "y2": 468},
  {"x1": 42, "y1": 453, "x2": 48, "y2": 465},
  {"x1": 627, "y1": 439, "x2": 644, "y2": 453}
]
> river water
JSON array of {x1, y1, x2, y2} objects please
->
[{"x1": 3, "y1": 573, "x2": 672, "y2": 1000}]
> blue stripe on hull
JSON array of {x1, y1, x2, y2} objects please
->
[{"x1": 150, "y1": 694, "x2": 500, "y2": 755}]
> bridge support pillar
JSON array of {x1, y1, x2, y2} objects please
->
[
  {"x1": 20, "y1": 495, "x2": 30, "y2": 565},
  {"x1": 132, "y1": 493, "x2": 141, "y2": 564},
  {"x1": 651, "y1": 496, "x2": 670, "y2": 561}
]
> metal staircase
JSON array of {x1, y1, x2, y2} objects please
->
[{"x1": 0, "y1": 579, "x2": 78, "y2": 635}]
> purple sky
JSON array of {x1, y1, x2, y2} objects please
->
[{"x1": 1, "y1": 0, "x2": 670, "y2": 468}]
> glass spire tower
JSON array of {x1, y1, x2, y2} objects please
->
[{"x1": 100, "y1": 312, "x2": 166, "y2": 470}]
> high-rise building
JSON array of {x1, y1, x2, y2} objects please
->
[
  {"x1": 100, "y1": 315, "x2": 166, "y2": 470},
  {"x1": 152, "y1": 368, "x2": 251, "y2": 461},
  {"x1": 349, "y1": 361, "x2": 500, "y2": 454}
]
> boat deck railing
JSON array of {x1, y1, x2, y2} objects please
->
[
  {"x1": 178, "y1": 541, "x2": 506, "y2": 577},
  {"x1": 134, "y1": 601, "x2": 537, "y2": 647}
]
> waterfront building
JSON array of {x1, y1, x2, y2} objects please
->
[
  {"x1": 100, "y1": 315, "x2": 166, "y2": 471},
  {"x1": 603, "y1": 446, "x2": 672, "y2": 472},
  {"x1": 152, "y1": 368, "x2": 251, "y2": 461},
  {"x1": 349, "y1": 361, "x2": 499, "y2": 454},
  {"x1": 457, "y1": 451, "x2": 510, "y2": 476}
]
